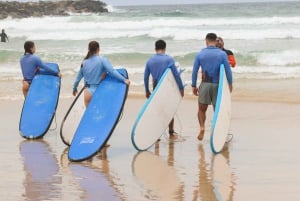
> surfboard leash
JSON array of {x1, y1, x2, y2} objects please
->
[
  {"x1": 49, "y1": 113, "x2": 58, "y2": 131},
  {"x1": 226, "y1": 133, "x2": 234, "y2": 143}
]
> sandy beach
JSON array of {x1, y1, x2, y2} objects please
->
[
  {"x1": 1, "y1": 81, "x2": 300, "y2": 201},
  {"x1": 1, "y1": 1, "x2": 300, "y2": 199}
]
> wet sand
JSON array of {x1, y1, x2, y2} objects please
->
[{"x1": 1, "y1": 92, "x2": 300, "y2": 201}]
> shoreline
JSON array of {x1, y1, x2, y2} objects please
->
[{"x1": 2, "y1": 77, "x2": 300, "y2": 105}]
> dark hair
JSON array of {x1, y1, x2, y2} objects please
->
[
  {"x1": 155, "y1": 39, "x2": 166, "y2": 50},
  {"x1": 24, "y1": 41, "x2": 35, "y2": 55},
  {"x1": 84, "y1": 41, "x2": 100, "y2": 60},
  {"x1": 205, "y1": 33, "x2": 217, "y2": 42},
  {"x1": 216, "y1": 36, "x2": 223, "y2": 42}
]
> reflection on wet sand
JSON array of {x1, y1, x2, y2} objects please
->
[
  {"x1": 132, "y1": 140, "x2": 184, "y2": 201},
  {"x1": 60, "y1": 147, "x2": 123, "y2": 201},
  {"x1": 193, "y1": 144, "x2": 236, "y2": 201},
  {"x1": 211, "y1": 147, "x2": 236, "y2": 201},
  {"x1": 19, "y1": 140, "x2": 61, "y2": 201}
]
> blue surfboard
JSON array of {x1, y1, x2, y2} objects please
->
[
  {"x1": 19, "y1": 63, "x2": 61, "y2": 139},
  {"x1": 68, "y1": 68, "x2": 129, "y2": 162}
]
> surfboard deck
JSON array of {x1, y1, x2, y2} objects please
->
[
  {"x1": 210, "y1": 64, "x2": 231, "y2": 154},
  {"x1": 68, "y1": 68, "x2": 129, "y2": 162},
  {"x1": 131, "y1": 67, "x2": 183, "y2": 151},
  {"x1": 19, "y1": 63, "x2": 61, "y2": 139},
  {"x1": 60, "y1": 86, "x2": 85, "y2": 146}
]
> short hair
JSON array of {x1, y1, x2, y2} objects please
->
[
  {"x1": 155, "y1": 39, "x2": 166, "y2": 50},
  {"x1": 205, "y1": 33, "x2": 217, "y2": 42}
]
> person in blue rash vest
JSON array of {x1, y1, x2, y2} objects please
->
[
  {"x1": 144, "y1": 39, "x2": 184, "y2": 139},
  {"x1": 73, "y1": 40, "x2": 130, "y2": 107},
  {"x1": 191, "y1": 33, "x2": 233, "y2": 141},
  {"x1": 20, "y1": 41, "x2": 62, "y2": 97}
]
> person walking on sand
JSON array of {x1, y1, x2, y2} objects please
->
[
  {"x1": 0, "y1": 29, "x2": 9, "y2": 42},
  {"x1": 216, "y1": 36, "x2": 236, "y2": 67},
  {"x1": 192, "y1": 33, "x2": 233, "y2": 141},
  {"x1": 144, "y1": 39, "x2": 184, "y2": 138},
  {"x1": 73, "y1": 40, "x2": 130, "y2": 107},
  {"x1": 20, "y1": 41, "x2": 62, "y2": 97}
]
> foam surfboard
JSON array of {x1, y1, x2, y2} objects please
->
[
  {"x1": 210, "y1": 64, "x2": 231, "y2": 154},
  {"x1": 131, "y1": 67, "x2": 183, "y2": 151},
  {"x1": 132, "y1": 151, "x2": 182, "y2": 200},
  {"x1": 68, "y1": 68, "x2": 129, "y2": 162},
  {"x1": 19, "y1": 63, "x2": 61, "y2": 139},
  {"x1": 60, "y1": 86, "x2": 85, "y2": 146}
]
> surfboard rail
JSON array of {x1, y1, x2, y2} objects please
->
[
  {"x1": 60, "y1": 86, "x2": 85, "y2": 146},
  {"x1": 210, "y1": 64, "x2": 231, "y2": 154}
]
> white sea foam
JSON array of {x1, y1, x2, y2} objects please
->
[{"x1": 2, "y1": 15, "x2": 300, "y2": 40}]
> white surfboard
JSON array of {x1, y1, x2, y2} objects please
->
[
  {"x1": 131, "y1": 68, "x2": 183, "y2": 151},
  {"x1": 60, "y1": 86, "x2": 85, "y2": 146},
  {"x1": 210, "y1": 64, "x2": 231, "y2": 154}
]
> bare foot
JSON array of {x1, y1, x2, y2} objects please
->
[
  {"x1": 169, "y1": 133, "x2": 178, "y2": 140},
  {"x1": 169, "y1": 130, "x2": 179, "y2": 140},
  {"x1": 197, "y1": 129, "x2": 205, "y2": 141}
]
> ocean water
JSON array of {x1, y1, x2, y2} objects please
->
[{"x1": 1, "y1": 1, "x2": 300, "y2": 99}]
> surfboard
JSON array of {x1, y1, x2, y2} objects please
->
[
  {"x1": 19, "y1": 63, "x2": 61, "y2": 139},
  {"x1": 131, "y1": 67, "x2": 183, "y2": 151},
  {"x1": 210, "y1": 64, "x2": 231, "y2": 154},
  {"x1": 68, "y1": 68, "x2": 129, "y2": 162},
  {"x1": 60, "y1": 86, "x2": 85, "y2": 146},
  {"x1": 132, "y1": 151, "x2": 182, "y2": 200}
]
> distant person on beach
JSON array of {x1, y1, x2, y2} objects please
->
[
  {"x1": 216, "y1": 37, "x2": 236, "y2": 67},
  {"x1": 192, "y1": 33, "x2": 233, "y2": 141},
  {"x1": 20, "y1": 41, "x2": 62, "y2": 97},
  {"x1": 73, "y1": 40, "x2": 130, "y2": 107},
  {"x1": 0, "y1": 29, "x2": 9, "y2": 42},
  {"x1": 144, "y1": 39, "x2": 184, "y2": 138}
]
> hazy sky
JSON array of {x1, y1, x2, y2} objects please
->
[{"x1": 104, "y1": 0, "x2": 299, "y2": 6}]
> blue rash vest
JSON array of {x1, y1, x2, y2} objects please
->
[
  {"x1": 73, "y1": 55, "x2": 126, "y2": 91},
  {"x1": 192, "y1": 46, "x2": 233, "y2": 87},
  {"x1": 20, "y1": 54, "x2": 59, "y2": 81},
  {"x1": 144, "y1": 53, "x2": 184, "y2": 93}
]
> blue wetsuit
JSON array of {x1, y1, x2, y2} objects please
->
[
  {"x1": 20, "y1": 54, "x2": 58, "y2": 82},
  {"x1": 144, "y1": 53, "x2": 184, "y2": 93},
  {"x1": 73, "y1": 55, "x2": 126, "y2": 95},
  {"x1": 192, "y1": 46, "x2": 233, "y2": 87}
]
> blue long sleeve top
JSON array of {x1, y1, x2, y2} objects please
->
[
  {"x1": 73, "y1": 55, "x2": 126, "y2": 91},
  {"x1": 144, "y1": 53, "x2": 184, "y2": 93},
  {"x1": 20, "y1": 54, "x2": 58, "y2": 81},
  {"x1": 192, "y1": 46, "x2": 233, "y2": 87}
]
